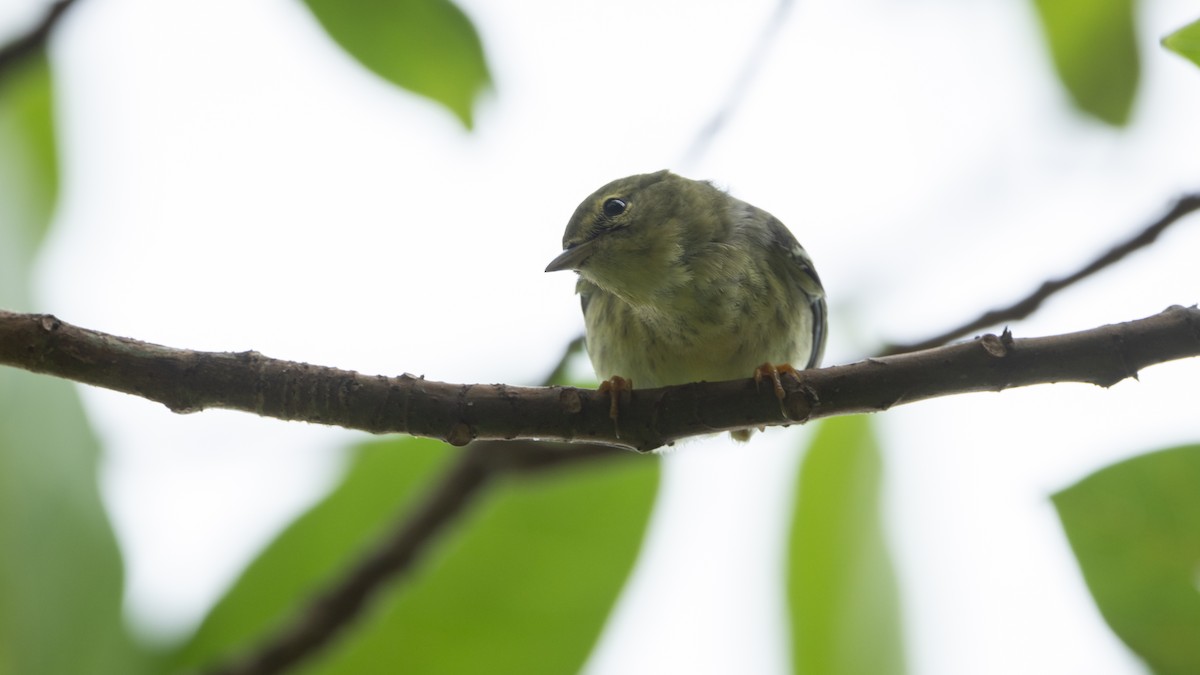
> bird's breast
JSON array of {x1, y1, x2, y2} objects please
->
[{"x1": 582, "y1": 282, "x2": 811, "y2": 388}]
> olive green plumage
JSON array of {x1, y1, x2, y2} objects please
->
[{"x1": 547, "y1": 170, "x2": 826, "y2": 439}]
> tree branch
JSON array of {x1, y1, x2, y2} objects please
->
[
  {"x1": 0, "y1": 0, "x2": 79, "y2": 80},
  {"x1": 881, "y1": 193, "x2": 1200, "y2": 355},
  {"x1": 2, "y1": 306, "x2": 1199, "y2": 453},
  {"x1": 5, "y1": 282, "x2": 1197, "y2": 675}
]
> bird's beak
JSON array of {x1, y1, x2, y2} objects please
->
[{"x1": 545, "y1": 240, "x2": 596, "y2": 272}]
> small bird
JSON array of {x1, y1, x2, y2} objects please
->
[{"x1": 546, "y1": 170, "x2": 827, "y2": 441}]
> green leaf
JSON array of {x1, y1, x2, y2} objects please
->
[
  {"x1": 315, "y1": 450, "x2": 657, "y2": 675},
  {"x1": 1053, "y1": 444, "x2": 1200, "y2": 675},
  {"x1": 163, "y1": 437, "x2": 452, "y2": 671},
  {"x1": 1031, "y1": 0, "x2": 1140, "y2": 126},
  {"x1": 1163, "y1": 18, "x2": 1200, "y2": 69},
  {"x1": 788, "y1": 416, "x2": 905, "y2": 675},
  {"x1": 0, "y1": 370, "x2": 147, "y2": 675},
  {"x1": 167, "y1": 438, "x2": 658, "y2": 674},
  {"x1": 0, "y1": 52, "x2": 147, "y2": 675},
  {"x1": 301, "y1": 0, "x2": 491, "y2": 129},
  {"x1": 0, "y1": 53, "x2": 59, "y2": 298}
]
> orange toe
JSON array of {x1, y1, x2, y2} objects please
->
[
  {"x1": 753, "y1": 362, "x2": 798, "y2": 401},
  {"x1": 597, "y1": 375, "x2": 633, "y2": 426}
]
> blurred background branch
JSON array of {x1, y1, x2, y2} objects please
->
[
  {"x1": 881, "y1": 193, "x2": 1200, "y2": 356},
  {"x1": 680, "y1": 0, "x2": 794, "y2": 168},
  {"x1": 0, "y1": 0, "x2": 78, "y2": 79}
]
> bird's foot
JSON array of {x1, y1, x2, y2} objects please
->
[
  {"x1": 754, "y1": 362, "x2": 798, "y2": 401},
  {"x1": 754, "y1": 362, "x2": 800, "y2": 422},
  {"x1": 597, "y1": 375, "x2": 633, "y2": 438}
]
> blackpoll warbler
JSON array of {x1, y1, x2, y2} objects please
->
[{"x1": 546, "y1": 170, "x2": 827, "y2": 440}]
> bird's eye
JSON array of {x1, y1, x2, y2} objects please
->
[{"x1": 602, "y1": 198, "x2": 627, "y2": 218}]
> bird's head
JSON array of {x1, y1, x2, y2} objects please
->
[{"x1": 546, "y1": 170, "x2": 728, "y2": 305}]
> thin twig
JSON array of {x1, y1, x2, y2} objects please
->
[
  {"x1": 0, "y1": 0, "x2": 79, "y2": 80},
  {"x1": 205, "y1": 446, "x2": 490, "y2": 675},
  {"x1": 679, "y1": 0, "x2": 795, "y2": 168},
  {"x1": 881, "y1": 193, "x2": 1200, "y2": 356},
  {"x1": 204, "y1": 439, "x2": 625, "y2": 675}
]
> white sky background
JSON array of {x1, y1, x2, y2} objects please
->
[{"x1": 3, "y1": 0, "x2": 1200, "y2": 672}]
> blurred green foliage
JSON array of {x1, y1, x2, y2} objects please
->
[
  {"x1": 1032, "y1": 0, "x2": 1140, "y2": 125},
  {"x1": 788, "y1": 416, "x2": 905, "y2": 675},
  {"x1": 1163, "y1": 18, "x2": 1200, "y2": 68},
  {"x1": 1055, "y1": 445, "x2": 1200, "y2": 675},
  {"x1": 5, "y1": 2, "x2": 1200, "y2": 673},
  {"x1": 0, "y1": 54, "x2": 56, "y2": 301},
  {"x1": 301, "y1": 0, "x2": 492, "y2": 128},
  {"x1": 166, "y1": 438, "x2": 658, "y2": 674},
  {"x1": 0, "y1": 54, "x2": 149, "y2": 675}
]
